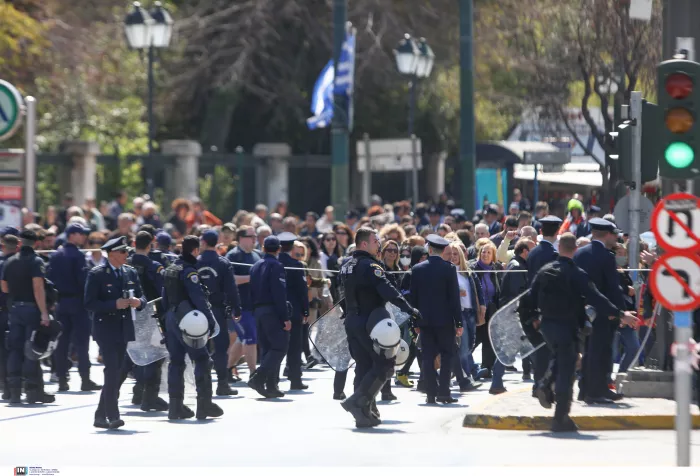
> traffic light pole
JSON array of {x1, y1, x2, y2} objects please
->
[{"x1": 628, "y1": 92, "x2": 642, "y2": 279}]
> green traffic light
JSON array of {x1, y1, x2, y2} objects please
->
[{"x1": 665, "y1": 142, "x2": 694, "y2": 168}]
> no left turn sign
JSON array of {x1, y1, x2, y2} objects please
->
[
  {"x1": 649, "y1": 253, "x2": 700, "y2": 311},
  {"x1": 651, "y1": 192, "x2": 700, "y2": 253}
]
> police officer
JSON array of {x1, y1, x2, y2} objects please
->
[
  {"x1": 162, "y1": 235, "x2": 223, "y2": 421},
  {"x1": 119, "y1": 230, "x2": 168, "y2": 411},
  {"x1": 197, "y1": 229, "x2": 241, "y2": 396},
  {"x1": 277, "y1": 232, "x2": 309, "y2": 390},
  {"x1": 155, "y1": 232, "x2": 178, "y2": 263},
  {"x1": 529, "y1": 233, "x2": 637, "y2": 431},
  {"x1": 410, "y1": 234, "x2": 462, "y2": 404},
  {"x1": 574, "y1": 218, "x2": 629, "y2": 404},
  {"x1": 247, "y1": 235, "x2": 289, "y2": 398},
  {"x1": 525, "y1": 215, "x2": 562, "y2": 395},
  {"x1": 1, "y1": 230, "x2": 55, "y2": 404},
  {"x1": 48, "y1": 223, "x2": 102, "y2": 392},
  {"x1": 85, "y1": 236, "x2": 147, "y2": 429},
  {"x1": 0, "y1": 233, "x2": 18, "y2": 400},
  {"x1": 339, "y1": 228, "x2": 419, "y2": 427}
]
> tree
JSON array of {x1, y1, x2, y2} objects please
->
[{"x1": 497, "y1": 0, "x2": 662, "y2": 210}]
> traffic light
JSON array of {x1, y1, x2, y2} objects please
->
[
  {"x1": 641, "y1": 101, "x2": 661, "y2": 184},
  {"x1": 657, "y1": 59, "x2": 700, "y2": 179},
  {"x1": 609, "y1": 120, "x2": 632, "y2": 182}
]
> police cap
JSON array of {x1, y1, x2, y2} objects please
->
[
  {"x1": 588, "y1": 205, "x2": 601, "y2": 214},
  {"x1": 156, "y1": 232, "x2": 172, "y2": 246},
  {"x1": 428, "y1": 205, "x2": 440, "y2": 215},
  {"x1": 65, "y1": 223, "x2": 89, "y2": 236},
  {"x1": 277, "y1": 232, "x2": 298, "y2": 244},
  {"x1": 588, "y1": 217, "x2": 619, "y2": 234},
  {"x1": 425, "y1": 234, "x2": 450, "y2": 250},
  {"x1": 263, "y1": 235, "x2": 281, "y2": 252},
  {"x1": 450, "y1": 208, "x2": 465, "y2": 217},
  {"x1": 19, "y1": 229, "x2": 38, "y2": 242},
  {"x1": 486, "y1": 204, "x2": 499, "y2": 215},
  {"x1": 102, "y1": 236, "x2": 129, "y2": 253},
  {"x1": 539, "y1": 215, "x2": 563, "y2": 225},
  {"x1": 200, "y1": 229, "x2": 218, "y2": 247},
  {"x1": 1, "y1": 226, "x2": 19, "y2": 237}
]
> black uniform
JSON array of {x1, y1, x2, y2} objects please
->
[
  {"x1": 2, "y1": 244, "x2": 51, "y2": 404},
  {"x1": 529, "y1": 256, "x2": 621, "y2": 430},
  {"x1": 339, "y1": 250, "x2": 415, "y2": 427},
  {"x1": 0, "y1": 250, "x2": 15, "y2": 398}
]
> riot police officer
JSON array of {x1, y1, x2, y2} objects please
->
[
  {"x1": 277, "y1": 232, "x2": 309, "y2": 390},
  {"x1": 339, "y1": 228, "x2": 419, "y2": 428},
  {"x1": 85, "y1": 236, "x2": 147, "y2": 429},
  {"x1": 48, "y1": 223, "x2": 102, "y2": 392},
  {"x1": 162, "y1": 235, "x2": 223, "y2": 421},
  {"x1": 529, "y1": 233, "x2": 637, "y2": 432},
  {"x1": 248, "y1": 235, "x2": 290, "y2": 398},
  {"x1": 0, "y1": 233, "x2": 18, "y2": 400},
  {"x1": 197, "y1": 229, "x2": 241, "y2": 396},
  {"x1": 120, "y1": 231, "x2": 168, "y2": 412},
  {"x1": 1, "y1": 230, "x2": 55, "y2": 404}
]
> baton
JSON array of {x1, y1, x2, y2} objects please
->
[{"x1": 129, "y1": 289, "x2": 136, "y2": 322}]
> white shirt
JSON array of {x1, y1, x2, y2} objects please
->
[{"x1": 457, "y1": 271, "x2": 472, "y2": 310}]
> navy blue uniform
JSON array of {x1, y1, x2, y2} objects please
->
[
  {"x1": 278, "y1": 252, "x2": 309, "y2": 385},
  {"x1": 48, "y1": 243, "x2": 92, "y2": 383},
  {"x1": 574, "y1": 240, "x2": 625, "y2": 400},
  {"x1": 526, "y1": 239, "x2": 558, "y2": 389},
  {"x1": 120, "y1": 253, "x2": 166, "y2": 404},
  {"x1": 249, "y1": 254, "x2": 289, "y2": 390},
  {"x1": 84, "y1": 263, "x2": 146, "y2": 421},
  {"x1": 410, "y1": 256, "x2": 462, "y2": 398},
  {"x1": 0, "y1": 252, "x2": 15, "y2": 395},
  {"x1": 226, "y1": 247, "x2": 261, "y2": 345},
  {"x1": 162, "y1": 256, "x2": 217, "y2": 400},
  {"x1": 197, "y1": 249, "x2": 241, "y2": 386},
  {"x1": 2, "y1": 247, "x2": 45, "y2": 394},
  {"x1": 531, "y1": 256, "x2": 620, "y2": 419},
  {"x1": 149, "y1": 249, "x2": 175, "y2": 268}
]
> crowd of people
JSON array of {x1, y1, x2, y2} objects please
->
[{"x1": 1, "y1": 186, "x2": 698, "y2": 432}]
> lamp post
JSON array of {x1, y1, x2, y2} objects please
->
[
  {"x1": 124, "y1": 1, "x2": 173, "y2": 199},
  {"x1": 394, "y1": 34, "x2": 434, "y2": 207}
]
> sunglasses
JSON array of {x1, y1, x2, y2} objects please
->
[
  {"x1": 324, "y1": 237, "x2": 336, "y2": 242},
  {"x1": 336, "y1": 231, "x2": 348, "y2": 236},
  {"x1": 293, "y1": 252, "x2": 304, "y2": 259},
  {"x1": 117, "y1": 249, "x2": 127, "y2": 254},
  {"x1": 384, "y1": 248, "x2": 398, "y2": 254}
]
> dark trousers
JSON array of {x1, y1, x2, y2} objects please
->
[
  {"x1": 0, "y1": 310, "x2": 8, "y2": 390},
  {"x1": 211, "y1": 306, "x2": 230, "y2": 383},
  {"x1": 475, "y1": 320, "x2": 496, "y2": 370},
  {"x1": 95, "y1": 340, "x2": 127, "y2": 420},
  {"x1": 522, "y1": 356, "x2": 532, "y2": 375},
  {"x1": 580, "y1": 316, "x2": 615, "y2": 399},
  {"x1": 334, "y1": 369, "x2": 347, "y2": 395},
  {"x1": 120, "y1": 354, "x2": 162, "y2": 387},
  {"x1": 532, "y1": 344, "x2": 551, "y2": 390},
  {"x1": 398, "y1": 339, "x2": 418, "y2": 375},
  {"x1": 420, "y1": 325, "x2": 455, "y2": 398},
  {"x1": 302, "y1": 323, "x2": 311, "y2": 359},
  {"x1": 285, "y1": 316, "x2": 303, "y2": 383},
  {"x1": 345, "y1": 315, "x2": 393, "y2": 397},
  {"x1": 165, "y1": 312, "x2": 212, "y2": 399},
  {"x1": 54, "y1": 299, "x2": 91, "y2": 379},
  {"x1": 255, "y1": 307, "x2": 289, "y2": 383},
  {"x1": 540, "y1": 320, "x2": 578, "y2": 419},
  {"x1": 7, "y1": 303, "x2": 42, "y2": 390}
]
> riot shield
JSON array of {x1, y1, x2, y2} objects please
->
[
  {"x1": 309, "y1": 300, "x2": 353, "y2": 372},
  {"x1": 386, "y1": 303, "x2": 411, "y2": 326},
  {"x1": 127, "y1": 301, "x2": 169, "y2": 366},
  {"x1": 488, "y1": 291, "x2": 543, "y2": 366}
]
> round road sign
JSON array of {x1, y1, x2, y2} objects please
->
[
  {"x1": 649, "y1": 252, "x2": 700, "y2": 311},
  {"x1": 0, "y1": 80, "x2": 24, "y2": 142},
  {"x1": 651, "y1": 192, "x2": 700, "y2": 253}
]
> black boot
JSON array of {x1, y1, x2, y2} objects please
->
[
  {"x1": 131, "y1": 383, "x2": 144, "y2": 405},
  {"x1": 266, "y1": 372, "x2": 285, "y2": 398},
  {"x1": 551, "y1": 415, "x2": 579, "y2": 432},
  {"x1": 340, "y1": 393, "x2": 377, "y2": 428},
  {"x1": 196, "y1": 396, "x2": 224, "y2": 420},
  {"x1": 25, "y1": 389, "x2": 55, "y2": 404},
  {"x1": 216, "y1": 374, "x2": 238, "y2": 396},
  {"x1": 140, "y1": 384, "x2": 168, "y2": 412},
  {"x1": 247, "y1": 369, "x2": 271, "y2": 398},
  {"x1": 381, "y1": 391, "x2": 397, "y2": 401},
  {"x1": 81, "y1": 376, "x2": 103, "y2": 391},
  {"x1": 289, "y1": 380, "x2": 308, "y2": 391},
  {"x1": 9, "y1": 387, "x2": 21, "y2": 405},
  {"x1": 58, "y1": 377, "x2": 69, "y2": 392},
  {"x1": 168, "y1": 398, "x2": 194, "y2": 420}
]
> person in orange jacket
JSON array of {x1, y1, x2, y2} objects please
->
[{"x1": 186, "y1": 197, "x2": 222, "y2": 230}]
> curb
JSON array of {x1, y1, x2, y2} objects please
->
[{"x1": 463, "y1": 413, "x2": 700, "y2": 431}]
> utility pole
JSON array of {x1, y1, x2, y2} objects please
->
[
  {"x1": 628, "y1": 92, "x2": 642, "y2": 281},
  {"x1": 331, "y1": 0, "x2": 350, "y2": 219},
  {"x1": 459, "y1": 0, "x2": 476, "y2": 216}
]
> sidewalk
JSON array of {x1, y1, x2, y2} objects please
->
[{"x1": 463, "y1": 387, "x2": 700, "y2": 430}]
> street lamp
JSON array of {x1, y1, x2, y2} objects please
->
[
  {"x1": 124, "y1": 1, "x2": 174, "y2": 198},
  {"x1": 394, "y1": 34, "x2": 434, "y2": 207}
]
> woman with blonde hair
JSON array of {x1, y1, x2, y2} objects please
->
[
  {"x1": 447, "y1": 243, "x2": 485, "y2": 391},
  {"x1": 379, "y1": 223, "x2": 406, "y2": 245}
]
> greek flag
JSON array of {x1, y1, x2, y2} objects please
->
[{"x1": 307, "y1": 31, "x2": 356, "y2": 130}]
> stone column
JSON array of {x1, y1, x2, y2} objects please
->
[
  {"x1": 426, "y1": 151, "x2": 447, "y2": 203},
  {"x1": 60, "y1": 141, "x2": 99, "y2": 206},
  {"x1": 161, "y1": 140, "x2": 201, "y2": 202},
  {"x1": 252, "y1": 143, "x2": 291, "y2": 209}
]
